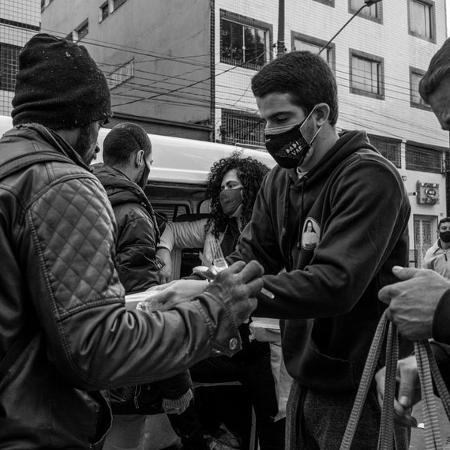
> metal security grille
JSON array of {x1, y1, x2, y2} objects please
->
[
  {"x1": 369, "y1": 135, "x2": 401, "y2": 168},
  {"x1": 406, "y1": 143, "x2": 443, "y2": 173},
  {"x1": 0, "y1": 43, "x2": 20, "y2": 92},
  {"x1": 221, "y1": 108, "x2": 265, "y2": 147}
]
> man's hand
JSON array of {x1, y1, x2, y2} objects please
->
[
  {"x1": 379, "y1": 266, "x2": 450, "y2": 340},
  {"x1": 139, "y1": 279, "x2": 208, "y2": 311},
  {"x1": 156, "y1": 248, "x2": 172, "y2": 284},
  {"x1": 375, "y1": 356, "x2": 420, "y2": 428},
  {"x1": 206, "y1": 260, "x2": 264, "y2": 325}
]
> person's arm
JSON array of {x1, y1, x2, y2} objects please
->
[
  {"x1": 227, "y1": 174, "x2": 285, "y2": 275},
  {"x1": 23, "y1": 175, "x2": 262, "y2": 391},
  {"x1": 157, "y1": 218, "x2": 208, "y2": 282},
  {"x1": 158, "y1": 219, "x2": 207, "y2": 251},
  {"x1": 115, "y1": 203, "x2": 161, "y2": 293},
  {"x1": 236, "y1": 158, "x2": 409, "y2": 319}
]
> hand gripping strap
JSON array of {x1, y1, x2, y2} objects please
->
[{"x1": 340, "y1": 311, "x2": 450, "y2": 450}]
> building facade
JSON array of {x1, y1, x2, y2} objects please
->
[
  {"x1": 214, "y1": 0, "x2": 449, "y2": 266},
  {"x1": 41, "y1": 0, "x2": 213, "y2": 140},
  {"x1": 0, "y1": 0, "x2": 40, "y2": 116},
  {"x1": 41, "y1": 0, "x2": 449, "y2": 263}
]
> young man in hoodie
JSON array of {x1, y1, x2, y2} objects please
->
[{"x1": 227, "y1": 51, "x2": 411, "y2": 449}]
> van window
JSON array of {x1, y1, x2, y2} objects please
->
[{"x1": 152, "y1": 203, "x2": 191, "y2": 222}]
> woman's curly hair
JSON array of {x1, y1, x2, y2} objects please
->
[{"x1": 205, "y1": 152, "x2": 269, "y2": 237}]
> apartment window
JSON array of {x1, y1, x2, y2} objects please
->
[
  {"x1": 368, "y1": 135, "x2": 401, "y2": 168},
  {"x1": 221, "y1": 109, "x2": 265, "y2": 147},
  {"x1": 0, "y1": 43, "x2": 21, "y2": 92},
  {"x1": 313, "y1": 0, "x2": 335, "y2": 6},
  {"x1": 410, "y1": 67, "x2": 431, "y2": 110},
  {"x1": 408, "y1": 0, "x2": 435, "y2": 42},
  {"x1": 349, "y1": 0, "x2": 382, "y2": 22},
  {"x1": 100, "y1": 2, "x2": 109, "y2": 22},
  {"x1": 291, "y1": 32, "x2": 335, "y2": 70},
  {"x1": 220, "y1": 10, "x2": 272, "y2": 70},
  {"x1": 41, "y1": 0, "x2": 53, "y2": 11},
  {"x1": 350, "y1": 49, "x2": 384, "y2": 100},
  {"x1": 75, "y1": 20, "x2": 89, "y2": 42},
  {"x1": 113, "y1": 0, "x2": 127, "y2": 11},
  {"x1": 406, "y1": 142, "x2": 442, "y2": 173}
]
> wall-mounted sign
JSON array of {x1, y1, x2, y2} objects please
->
[{"x1": 416, "y1": 181, "x2": 439, "y2": 205}]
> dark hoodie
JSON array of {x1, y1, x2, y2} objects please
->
[
  {"x1": 93, "y1": 163, "x2": 162, "y2": 293},
  {"x1": 228, "y1": 130, "x2": 411, "y2": 392}
]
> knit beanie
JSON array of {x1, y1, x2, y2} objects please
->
[
  {"x1": 12, "y1": 33, "x2": 111, "y2": 129},
  {"x1": 419, "y1": 37, "x2": 450, "y2": 104}
]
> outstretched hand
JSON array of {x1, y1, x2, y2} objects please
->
[{"x1": 379, "y1": 266, "x2": 450, "y2": 340}]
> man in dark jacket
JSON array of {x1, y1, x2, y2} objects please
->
[
  {"x1": 0, "y1": 33, "x2": 263, "y2": 449},
  {"x1": 375, "y1": 36, "x2": 450, "y2": 425},
  {"x1": 94, "y1": 124, "x2": 206, "y2": 450},
  {"x1": 227, "y1": 51, "x2": 411, "y2": 449}
]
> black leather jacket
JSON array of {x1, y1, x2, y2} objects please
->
[
  {"x1": 93, "y1": 164, "x2": 161, "y2": 293},
  {"x1": 0, "y1": 126, "x2": 242, "y2": 449}
]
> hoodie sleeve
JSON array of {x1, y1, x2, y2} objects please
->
[
  {"x1": 238, "y1": 157, "x2": 410, "y2": 319},
  {"x1": 227, "y1": 174, "x2": 285, "y2": 276}
]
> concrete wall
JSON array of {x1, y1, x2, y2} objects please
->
[{"x1": 42, "y1": 0, "x2": 212, "y2": 139}]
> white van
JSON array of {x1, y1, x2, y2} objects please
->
[{"x1": 0, "y1": 115, "x2": 274, "y2": 278}]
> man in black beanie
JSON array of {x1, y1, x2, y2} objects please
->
[{"x1": 0, "y1": 33, "x2": 264, "y2": 449}]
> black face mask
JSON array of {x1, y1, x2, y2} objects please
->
[
  {"x1": 264, "y1": 108, "x2": 321, "y2": 169},
  {"x1": 440, "y1": 231, "x2": 450, "y2": 243},
  {"x1": 219, "y1": 188, "x2": 243, "y2": 217}
]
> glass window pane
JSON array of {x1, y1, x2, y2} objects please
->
[
  {"x1": 230, "y1": 22, "x2": 243, "y2": 63},
  {"x1": 410, "y1": 0, "x2": 431, "y2": 38},
  {"x1": 293, "y1": 39, "x2": 330, "y2": 65},
  {"x1": 352, "y1": 56, "x2": 380, "y2": 94}
]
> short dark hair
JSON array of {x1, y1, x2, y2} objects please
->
[
  {"x1": 419, "y1": 38, "x2": 450, "y2": 104},
  {"x1": 103, "y1": 122, "x2": 151, "y2": 167},
  {"x1": 438, "y1": 217, "x2": 450, "y2": 229},
  {"x1": 251, "y1": 51, "x2": 338, "y2": 126}
]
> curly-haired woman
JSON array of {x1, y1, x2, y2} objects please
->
[{"x1": 157, "y1": 153, "x2": 286, "y2": 450}]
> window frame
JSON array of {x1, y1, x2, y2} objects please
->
[
  {"x1": 312, "y1": 0, "x2": 335, "y2": 7},
  {"x1": 99, "y1": 1, "x2": 110, "y2": 22},
  {"x1": 74, "y1": 19, "x2": 89, "y2": 42},
  {"x1": 290, "y1": 31, "x2": 336, "y2": 72},
  {"x1": 409, "y1": 66, "x2": 432, "y2": 111},
  {"x1": 220, "y1": 108, "x2": 266, "y2": 147},
  {"x1": 406, "y1": 141, "x2": 444, "y2": 173},
  {"x1": 219, "y1": 9, "x2": 273, "y2": 71},
  {"x1": 349, "y1": 48, "x2": 385, "y2": 100},
  {"x1": 348, "y1": 0, "x2": 383, "y2": 24},
  {"x1": 407, "y1": 0, "x2": 436, "y2": 43},
  {"x1": 0, "y1": 42, "x2": 21, "y2": 92},
  {"x1": 368, "y1": 134, "x2": 402, "y2": 168}
]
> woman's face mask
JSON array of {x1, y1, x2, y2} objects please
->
[
  {"x1": 219, "y1": 188, "x2": 243, "y2": 217},
  {"x1": 264, "y1": 107, "x2": 321, "y2": 169}
]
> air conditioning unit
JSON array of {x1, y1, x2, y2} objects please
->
[{"x1": 416, "y1": 181, "x2": 439, "y2": 205}]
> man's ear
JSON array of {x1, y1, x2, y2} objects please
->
[
  {"x1": 135, "y1": 149, "x2": 144, "y2": 167},
  {"x1": 314, "y1": 103, "x2": 330, "y2": 126}
]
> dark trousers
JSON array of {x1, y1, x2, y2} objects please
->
[
  {"x1": 286, "y1": 381, "x2": 410, "y2": 450},
  {"x1": 191, "y1": 341, "x2": 285, "y2": 450}
]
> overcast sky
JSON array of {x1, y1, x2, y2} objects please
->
[{"x1": 447, "y1": 0, "x2": 449, "y2": 36}]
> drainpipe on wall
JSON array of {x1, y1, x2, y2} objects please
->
[
  {"x1": 276, "y1": 0, "x2": 285, "y2": 57},
  {"x1": 209, "y1": 0, "x2": 215, "y2": 142}
]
